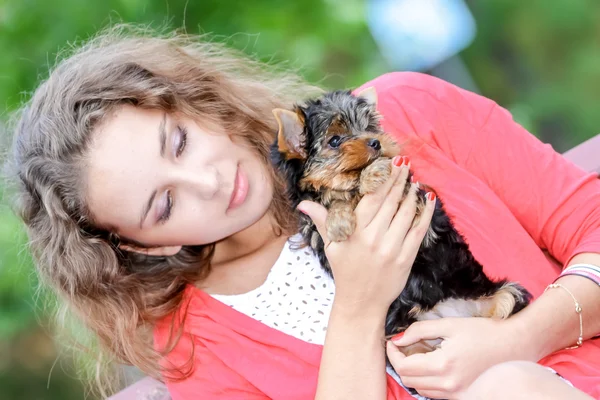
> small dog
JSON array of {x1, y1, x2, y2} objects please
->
[{"x1": 270, "y1": 88, "x2": 532, "y2": 358}]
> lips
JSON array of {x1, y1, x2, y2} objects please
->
[{"x1": 227, "y1": 163, "x2": 249, "y2": 211}]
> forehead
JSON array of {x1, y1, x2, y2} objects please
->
[
  {"x1": 91, "y1": 104, "x2": 163, "y2": 147},
  {"x1": 85, "y1": 105, "x2": 163, "y2": 228}
]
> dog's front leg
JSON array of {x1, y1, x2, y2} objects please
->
[
  {"x1": 359, "y1": 157, "x2": 392, "y2": 195},
  {"x1": 326, "y1": 200, "x2": 356, "y2": 242}
]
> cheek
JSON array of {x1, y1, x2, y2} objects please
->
[
  {"x1": 243, "y1": 162, "x2": 275, "y2": 219},
  {"x1": 259, "y1": 170, "x2": 276, "y2": 209},
  {"x1": 300, "y1": 160, "x2": 361, "y2": 191}
]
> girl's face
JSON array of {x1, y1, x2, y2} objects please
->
[{"x1": 85, "y1": 104, "x2": 274, "y2": 254}]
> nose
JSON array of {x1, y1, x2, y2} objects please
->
[
  {"x1": 173, "y1": 166, "x2": 220, "y2": 200},
  {"x1": 367, "y1": 138, "x2": 381, "y2": 151}
]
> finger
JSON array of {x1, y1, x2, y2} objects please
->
[
  {"x1": 416, "y1": 391, "x2": 448, "y2": 400},
  {"x1": 365, "y1": 164, "x2": 410, "y2": 233},
  {"x1": 400, "y1": 376, "x2": 460, "y2": 399},
  {"x1": 391, "y1": 319, "x2": 452, "y2": 347},
  {"x1": 410, "y1": 386, "x2": 448, "y2": 400},
  {"x1": 400, "y1": 376, "x2": 448, "y2": 392},
  {"x1": 389, "y1": 350, "x2": 445, "y2": 377},
  {"x1": 382, "y1": 182, "x2": 419, "y2": 243},
  {"x1": 416, "y1": 390, "x2": 448, "y2": 400},
  {"x1": 355, "y1": 156, "x2": 406, "y2": 227},
  {"x1": 386, "y1": 340, "x2": 407, "y2": 371},
  {"x1": 297, "y1": 200, "x2": 329, "y2": 245},
  {"x1": 392, "y1": 191, "x2": 437, "y2": 265}
]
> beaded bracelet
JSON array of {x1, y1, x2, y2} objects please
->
[{"x1": 544, "y1": 283, "x2": 583, "y2": 349}]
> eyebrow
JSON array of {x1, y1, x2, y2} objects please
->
[{"x1": 139, "y1": 112, "x2": 167, "y2": 229}]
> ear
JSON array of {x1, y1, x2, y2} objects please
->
[
  {"x1": 119, "y1": 243, "x2": 182, "y2": 257},
  {"x1": 356, "y1": 86, "x2": 378, "y2": 106},
  {"x1": 272, "y1": 108, "x2": 307, "y2": 160}
]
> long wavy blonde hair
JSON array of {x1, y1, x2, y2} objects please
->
[{"x1": 6, "y1": 24, "x2": 322, "y2": 396}]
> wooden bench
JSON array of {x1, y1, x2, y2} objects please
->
[
  {"x1": 108, "y1": 133, "x2": 600, "y2": 399},
  {"x1": 562, "y1": 133, "x2": 600, "y2": 174}
]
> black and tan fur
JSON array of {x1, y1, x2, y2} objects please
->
[{"x1": 270, "y1": 88, "x2": 531, "y2": 361}]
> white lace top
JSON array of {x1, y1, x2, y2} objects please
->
[{"x1": 212, "y1": 235, "x2": 335, "y2": 344}]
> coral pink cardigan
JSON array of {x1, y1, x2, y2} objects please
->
[{"x1": 155, "y1": 72, "x2": 600, "y2": 399}]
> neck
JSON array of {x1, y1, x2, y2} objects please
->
[{"x1": 211, "y1": 210, "x2": 282, "y2": 266}]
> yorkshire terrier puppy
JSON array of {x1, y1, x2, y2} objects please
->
[{"x1": 270, "y1": 88, "x2": 532, "y2": 358}]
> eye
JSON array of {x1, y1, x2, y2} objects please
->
[
  {"x1": 158, "y1": 190, "x2": 173, "y2": 224},
  {"x1": 174, "y1": 125, "x2": 188, "y2": 157},
  {"x1": 328, "y1": 135, "x2": 342, "y2": 149}
]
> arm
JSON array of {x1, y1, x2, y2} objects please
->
[
  {"x1": 315, "y1": 304, "x2": 388, "y2": 400},
  {"x1": 517, "y1": 254, "x2": 600, "y2": 360}
]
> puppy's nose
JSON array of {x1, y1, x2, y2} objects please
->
[{"x1": 367, "y1": 138, "x2": 381, "y2": 151}]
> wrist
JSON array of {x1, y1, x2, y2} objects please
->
[
  {"x1": 504, "y1": 312, "x2": 545, "y2": 361},
  {"x1": 330, "y1": 299, "x2": 387, "y2": 333}
]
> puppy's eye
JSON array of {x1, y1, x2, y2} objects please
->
[{"x1": 328, "y1": 135, "x2": 342, "y2": 148}]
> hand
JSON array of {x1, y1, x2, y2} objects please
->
[
  {"x1": 386, "y1": 317, "x2": 535, "y2": 399},
  {"x1": 298, "y1": 156, "x2": 436, "y2": 318}
]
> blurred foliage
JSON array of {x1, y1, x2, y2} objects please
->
[
  {"x1": 463, "y1": 0, "x2": 600, "y2": 151},
  {"x1": 1, "y1": 0, "x2": 600, "y2": 398}
]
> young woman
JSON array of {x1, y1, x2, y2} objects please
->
[{"x1": 8, "y1": 26, "x2": 600, "y2": 399}]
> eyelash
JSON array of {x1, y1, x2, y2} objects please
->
[
  {"x1": 176, "y1": 125, "x2": 188, "y2": 157},
  {"x1": 158, "y1": 126, "x2": 187, "y2": 224},
  {"x1": 158, "y1": 190, "x2": 173, "y2": 224}
]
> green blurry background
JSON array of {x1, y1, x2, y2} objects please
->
[{"x1": 1, "y1": 0, "x2": 600, "y2": 398}]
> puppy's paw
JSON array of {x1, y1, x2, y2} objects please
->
[
  {"x1": 487, "y1": 282, "x2": 531, "y2": 319},
  {"x1": 359, "y1": 158, "x2": 392, "y2": 195},
  {"x1": 326, "y1": 206, "x2": 356, "y2": 242}
]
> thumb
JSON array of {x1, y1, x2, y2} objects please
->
[
  {"x1": 386, "y1": 340, "x2": 407, "y2": 368},
  {"x1": 297, "y1": 200, "x2": 329, "y2": 243}
]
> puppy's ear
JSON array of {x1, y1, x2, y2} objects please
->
[
  {"x1": 272, "y1": 108, "x2": 307, "y2": 160},
  {"x1": 356, "y1": 86, "x2": 378, "y2": 106}
]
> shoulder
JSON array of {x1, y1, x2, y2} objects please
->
[
  {"x1": 355, "y1": 72, "x2": 498, "y2": 129},
  {"x1": 356, "y1": 71, "x2": 446, "y2": 93},
  {"x1": 355, "y1": 71, "x2": 458, "y2": 104}
]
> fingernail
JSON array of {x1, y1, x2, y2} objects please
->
[
  {"x1": 427, "y1": 192, "x2": 436, "y2": 201},
  {"x1": 410, "y1": 175, "x2": 414, "y2": 183},
  {"x1": 391, "y1": 332, "x2": 405, "y2": 342},
  {"x1": 401, "y1": 156, "x2": 410, "y2": 166},
  {"x1": 392, "y1": 156, "x2": 402, "y2": 167}
]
